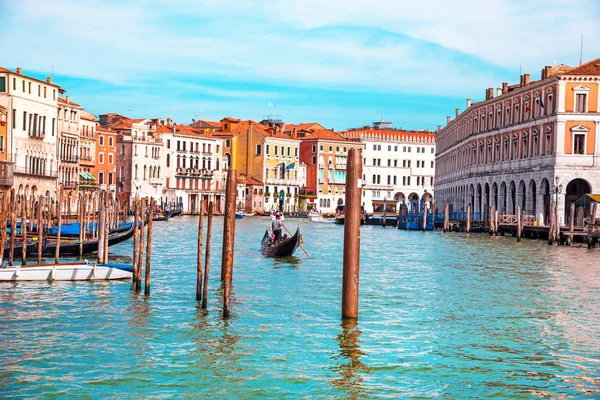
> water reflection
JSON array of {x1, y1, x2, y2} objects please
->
[
  {"x1": 271, "y1": 256, "x2": 302, "y2": 269},
  {"x1": 330, "y1": 319, "x2": 370, "y2": 398}
]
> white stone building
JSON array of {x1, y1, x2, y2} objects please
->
[
  {"x1": 341, "y1": 128, "x2": 436, "y2": 213},
  {"x1": 159, "y1": 123, "x2": 225, "y2": 214},
  {"x1": 0, "y1": 66, "x2": 60, "y2": 197},
  {"x1": 435, "y1": 59, "x2": 600, "y2": 225}
]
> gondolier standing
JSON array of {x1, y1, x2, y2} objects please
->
[{"x1": 272, "y1": 214, "x2": 283, "y2": 245}]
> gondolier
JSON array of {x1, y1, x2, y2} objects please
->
[{"x1": 272, "y1": 213, "x2": 283, "y2": 245}]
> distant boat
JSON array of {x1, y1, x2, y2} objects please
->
[
  {"x1": 235, "y1": 211, "x2": 244, "y2": 220},
  {"x1": 261, "y1": 228, "x2": 301, "y2": 257},
  {"x1": 366, "y1": 199, "x2": 398, "y2": 226},
  {"x1": 0, "y1": 262, "x2": 132, "y2": 282},
  {"x1": 153, "y1": 211, "x2": 172, "y2": 221},
  {"x1": 334, "y1": 205, "x2": 367, "y2": 225}
]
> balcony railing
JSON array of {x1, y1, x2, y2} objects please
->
[
  {"x1": 150, "y1": 178, "x2": 162, "y2": 185},
  {"x1": 0, "y1": 161, "x2": 14, "y2": 187},
  {"x1": 14, "y1": 166, "x2": 57, "y2": 178},
  {"x1": 62, "y1": 181, "x2": 78, "y2": 189}
]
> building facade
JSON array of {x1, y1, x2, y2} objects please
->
[
  {"x1": 341, "y1": 128, "x2": 436, "y2": 213},
  {"x1": 262, "y1": 135, "x2": 304, "y2": 213},
  {"x1": 299, "y1": 129, "x2": 363, "y2": 214},
  {"x1": 160, "y1": 124, "x2": 224, "y2": 214},
  {"x1": 57, "y1": 95, "x2": 82, "y2": 211},
  {"x1": 435, "y1": 59, "x2": 600, "y2": 224},
  {"x1": 78, "y1": 110, "x2": 98, "y2": 191},
  {"x1": 95, "y1": 126, "x2": 117, "y2": 194},
  {"x1": 0, "y1": 66, "x2": 60, "y2": 198}
]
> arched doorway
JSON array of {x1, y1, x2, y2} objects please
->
[
  {"x1": 518, "y1": 180, "x2": 526, "y2": 213},
  {"x1": 492, "y1": 182, "x2": 498, "y2": 209},
  {"x1": 509, "y1": 181, "x2": 516, "y2": 214},
  {"x1": 565, "y1": 178, "x2": 592, "y2": 222},
  {"x1": 500, "y1": 182, "x2": 507, "y2": 213},
  {"x1": 528, "y1": 180, "x2": 537, "y2": 217},
  {"x1": 408, "y1": 192, "x2": 419, "y2": 213},
  {"x1": 394, "y1": 192, "x2": 405, "y2": 205},
  {"x1": 541, "y1": 178, "x2": 550, "y2": 225}
]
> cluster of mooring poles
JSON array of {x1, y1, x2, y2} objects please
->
[
  {"x1": 438, "y1": 199, "x2": 599, "y2": 248},
  {"x1": 0, "y1": 188, "x2": 127, "y2": 267},
  {"x1": 131, "y1": 196, "x2": 155, "y2": 294}
]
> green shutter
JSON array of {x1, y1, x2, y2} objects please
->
[{"x1": 0, "y1": 77, "x2": 5, "y2": 92}]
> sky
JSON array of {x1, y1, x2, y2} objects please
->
[{"x1": 1, "y1": 0, "x2": 599, "y2": 131}]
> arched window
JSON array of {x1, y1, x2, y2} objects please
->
[
  {"x1": 166, "y1": 154, "x2": 170, "y2": 168},
  {"x1": 143, "y1": 165, "x2": 147, "y2": 180},
  {"x1": 120, "y1": 166, "x2": 124, "y2": 181},
  {"x1": 135, "y1": 165, "x2": 138, "y2": 180}
]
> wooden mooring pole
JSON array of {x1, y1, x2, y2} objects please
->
[
  {"x1": 202, "y1": 201, "x2": 213, "y2": 310},
  {"x1": 196, "y1": 204, "x2": 204, "y2": 301},
  {"x1": 97, "y1": 192, "x2": 105, "y2": 264},
  {"x1": 9, "y1": 189, "x2": 15, "y2": 266},
  {"x1": 342, "y1": 148, "x2": 362, "y2": 320},
  {"x1": 489, "y1": 206, "x2": 494, "y2": 235},
  {"x1": 421, "y1": 205, "x2": 428, "y2": 231},
  {"x1": 37, "y1": 195, "x2": 43, "y2": 265},
  {"x1": 588, "y1": 203, "x2": 597, "y2": 249},
  {"x1": 21, "y1": 195, "x2": 27, "y2": 265},
  {"x1": 55, "y1": 190, "x2": 63, "y2": 264},
  {"x1": 516, "y1": 205, "x2": 522, "y2": 242},
  {"x1": 145, "y1": 197, "x2": 154, "y2": 295},
  {"x1": 0, "y1": 191, "x2": 7, "y2": 265},
  {"x1": 466, "y1": 203, "x2": 471, "y2": 233},
  {"x1": 222, "y1": 169, "x2": 237, "y2": 318},
  {"x1": 548, "y1": 200, "x2": 556, "y2": 245},
  {"x1": 132, "y1": 197, "x2": 139, "y2": 289},
  {"x1": 443, "y1": 202, "x2": 449, "y2": 232},
  {"x1": 137, "y1": 198, "x2": 146, "y2": 292}
]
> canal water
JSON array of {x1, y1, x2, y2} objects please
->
[{"x1": 1, "y1": 217, "x2": 599, "y2": 398}]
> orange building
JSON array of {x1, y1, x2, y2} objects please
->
[
  {"x1": 0, "y1": 106, "x2": 11, "y2": 188},
  {"x1": 94, "y1": 125, "x2": 117, "y2": 193}
]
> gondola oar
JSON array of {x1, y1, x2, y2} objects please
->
[{"x1": 283, "y1": 225, "x2": 310, "y2": 257}]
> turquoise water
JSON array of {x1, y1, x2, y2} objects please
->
[{"x1": 1, "y1": 217, "x2": 599, "y2": 398}]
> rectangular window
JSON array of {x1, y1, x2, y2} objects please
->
[
  {"x1": 22, "y1": 80, "x2": 25, "y2": 92},
  {"x1": 109, "y1": 137, "x2": 113, "y2": 147},
  {"x1": 12, "y1": 77, "x2": 16, "y2": 90},
  {"x1": 256, "y1": 144, "x2": 262, "y2": 155},
  {"x1": 275, "y1": 146, "x2": 278, "y2": 155},
  {"x1": 99, "y1": 172, "x2": 104, "y2": 185},
  {"x1": 99, "y1": 135, "x2": 104, "y2": 146},
  {"x1": 576, "y1": 94, "x2": 587, "y2": 112},
  {"x1": 44, "y1": 87, "x2": 47, "y2": 98},
  {"x1": 12, "y1": 109, "x2": 16, "y2": 129},
  {"x1": 373, "y1": 144, "x2": 377, "y2": 150},
  {"x1": 312, "y1": 145, "x2": 316, "y2": 152},
  {"x1": 394, "y1": 160, "x2": 397, "y2": 167},
  {"x1": 574, "y1": 133, "x2": 585, "y2": 154},
  {"x1": 108, "y1": 153, "x2": 114, "y2": 164},
  {"x1": 52, "y1": 118, "x2": 55, "y2": 136},
  {"x1": 28, "y1": 82, "x2": 31, "y2": 94},
  {"x1": 53, "y1": 89, "x2": 56, "y2": 100},
  {"x1": 266, "y1": 144, "x2": 270, "y2": 155},
  {"x1": 99, "y1": 153, "x2": 104, "y2": 163},
  {"x1": 38, "y1": 85, "x2": 41, "y2": 96},
  {"x1": 329, "y1": 146, "x2": 332, "y2": 152},
  {"x1": 0, "y1": 77, "x2": 5, "y2": 92},
  {"x1": 23, "y1": 111, "x2": 27, "y2": 131},
  {"x1": 416, "y1": 147, "x2": 420, "y2": 153},
  {"x1": 320, "y1": 145, "x2": 323, "y2": 151},
  {"x1": 295, "y1": 147, "x2": 298, "y2": 157},
  {"x1": 108, "y1": 172, "x2": 114, "y2": 185},
  {"x1": 312, "y1": 155, "x2": 317, "y2": 164},
  {"x1": 387, "y1": 159, "x2": 391, "y2": 167},
  {"x1": 287, "y1": 147, "x2": 290, "y2": 156},
  {"x1": 225, "y1": 139, "x2": 231, "y2": 147}
]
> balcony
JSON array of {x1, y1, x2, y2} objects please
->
[
  {"x1": 99, "y1": 184, "x2": 107, "y2": 190},
  {"x1": 28, "y1": 131, "x2": 45, "y2": 141},
  {"x1": 266, "y1": 178, "x2": 300, "y2": 186},
  {"x1": 200, "y1": 169, "x2": 214, "y2": 180},
  {"x1": 14, "y1": 166, "x2": 57, "y2": 179},
  {"x1": 62, "y1": 181, "x2": 78, "y2": 189},
  {"x1": 176, "y1": 167, "x2": 188, "y2": 176},
  {"x1": 109, "y1": 184, "x2": 116, "y2": 192},
  {"x1": 150, "y1": 178, "x2": 162, "y2": 185}
]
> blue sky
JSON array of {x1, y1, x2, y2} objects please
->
[{"x1": 1, "y1": 0, "x2": 598, "y2": 130}]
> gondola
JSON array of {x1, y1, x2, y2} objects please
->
[
  {"x1": 153, "y1": 211, "x2": 171, "y2": 221},
  {"x1": 3, "y1": 238, "x2": 45, "y2": 259},
  {"x1": 41, "y1": 221, "x2": 135, "y2": 257},
  {"x1": 261, "y1": 228, "x2": 301, "y2": 257}
]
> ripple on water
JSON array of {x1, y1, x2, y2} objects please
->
[{"x1": 0, "y1": 217, "x2": 599, "y2": 398}]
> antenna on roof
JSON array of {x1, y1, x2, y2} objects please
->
[
  {"x1": 51, "y1": 65, "x2": 54, "y2": 79},
  {"x1": 580, "y1": 34, "x2": 584, "y2": 65}
]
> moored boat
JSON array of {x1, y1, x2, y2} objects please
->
[
  {"x1": 261, "y1": 228, "x2": 301, "y2": 257},
  {"x1": 42, "y1": 222, "x2": 135, "y2": 257},
  {"x1": 0, "y1": 261, "x2": 132, "y2": 281},
  {"x1": 153, "y1": 211, "x2": 172, "y2": 221}
]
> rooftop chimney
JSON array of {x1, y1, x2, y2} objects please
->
[
  {"x1": 46, "y1": 77, "x2": 52, "y2": 83},
  {"x1": 466, "y1": 98, "x2": 472, "y2": 108},
  {"x1": 524, "y1": 74, "x2": 530, "y2": 86},
  {"x1": 437, "y1": 124, "x2": 442, "y2": 132},
  {"x1": 541, "y1": 65, "x2": 553, "y2": 80},
  {"x1": 455, "y1": 108, "x2": 460, "y2": 117},
  {"x1": 485, "y1": 88, "x2": 494, "y2": 100},
  {"x1": 502, "y1": 82, "x2": 509, "y2": 94},
  {"x1": 446, "y1": 116, "x2": 452, "y2": 125},
  {"x1": 65, "y1": 96, "x2": 69, "y2": 103},
  {"x1": 16, "y1": 67, "x2": 22, "y2": 74}
]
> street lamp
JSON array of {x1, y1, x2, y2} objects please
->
[{"x1": 551, "y1": 176, "x2": 563, "y2": 205}]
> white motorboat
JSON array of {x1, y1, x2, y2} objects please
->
[
  {"x1": 308, "y1": 212, "x2": 323, "y2": 222},
  {"x1": 0, "y1": 261, "x2": 132, "y2": 282}
]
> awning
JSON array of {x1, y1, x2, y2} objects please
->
[
  {"x1": 575, "y1": 194, "x2": 600, "y2": 204},
  {"x1": 286, "y1": 162, "x2": 295, "y2": 169},
  {"x1": 79, "y1": 172, "x2": 96, "y2": 181}
]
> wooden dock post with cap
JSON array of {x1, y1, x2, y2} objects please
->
[
  {"x1": 9, "y1": 189, "x2": 15, "y2": 266},
  {"x1": 222, "y1": 169, "x2": 237, "y2": 318},
  {"x1": 97, "y1": 192, "x2": 105, "y2": 264},
  {"x1": 489, "y1": 206, "x2": 495, "y2": 235},
  {"x1": 0, "y1": 190, "x2": 7, "y2": 265},
  {"x1": 137, "y1": 198, "x2": 146, "y2": 292},
  {"x1": 588, "y1": 203, "x2": 597, "y2": 249},
  {"x1": 202, "y1": 201, "x2": 213, "y2": 310},
  {"x1": 516, "y1": 205, "x2": 522, "y2": 242},
  {"x1": 196, "y1": 204, "x2": 204, "y2": 301},
  {"x1": 548, "y1": 200, "x2": 556, "y2": 245},
  {"x1": 132, "y1": 197, "x2": 139, "y2": 288},
  {"x1": 37, "y1": 195, "x2": 43, "y2": 265},
  {"x1": 145, "y1": 197, "x2": 154, "y2": 295},
  {"x1": 422, "y1": 205, "x2": 428, "y2": 231},
  {"x1": 21, "y1": 195, "x2": 27, "y2": 265},
  {"x1": 342, "y1": 148, "x2": 362, "y2": 320}
]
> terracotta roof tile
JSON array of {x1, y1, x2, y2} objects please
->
[
  {"x1": 58, "y1": 97, "x2": 81, "y2": 107},
  {"x1": 341, "y1": 129, "x2": 436, "y2": 143},
  {"x1": 563, "y1": 58, "x2": 600, "y2": 75},
  {"x1": 238, "y1": 176, "x2": 262, "y2": 185},
  {"x1": 299, "y1": 129, "x2": 350, "y2": 142}
]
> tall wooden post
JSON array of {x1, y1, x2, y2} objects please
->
[
  {"x1": 136, "y1": 199, "x2": 146, "y2": 292},
  {"x1": 443, "y1": 202, "x2": 449, "y2": 232},
  {"x1": 104, "y1": 194, "x2": 110, "y2": 263},
  {"x1": 37, "y1": 195, "x2": 43, "y2": 265},
  {"x1": 421, "y1": 204, "x2": 428, "y2": 231},
  {"x1": 0, "y1": 191, "x2": 7, "y2": 265},
  {"x1": 516, "y1": 205, "x2": 522, "y2": 242},
  {"x1": 555, "y1": 203, "x2": 560, "y2": 245},
  {"x1": 588, "y1": 203, "x2": 597, "y2": 249},
  {"x1": 489, "y1": 206, "x2": 495, "y2": 235},
  {"x1": 145, "y1": 198, "x2": 154, "y2": 295},
  {"x1": 196, "y1": 204, "x2": 204, "y2": 301},
  {"x1": 78, "y1": 194, "x2": 84, "y2": 258},
  {"x1": 548, "y1": 200, "x2": 556, "y2": 245},
  {"x1": 97, "y1": 192, "x2": 105, "y2": 264},
  {"x1": 342, "y1": 148, "x2": 362, "y2": 320},
  {"x1": 466, "y1": 203, "x2": 471, "y2": 233},
  {"x1": 202, "y1": 202, "x2": 213, "y2": 309},
  {"x1": 222, "y1": 169, "x2": 237, "y2": 318},
  {"x1": 21, "y1": 195, "x2": 27, "y2": 265},
  {"x1": 9, "y1": 189, "x2": 15, "y2": 266},
  {"x1": 55, "y1": 190, "x2": 63, "y2": 264},
  {"x1": 132, "y1": 197, "x2": 139, "y2": 288}
]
